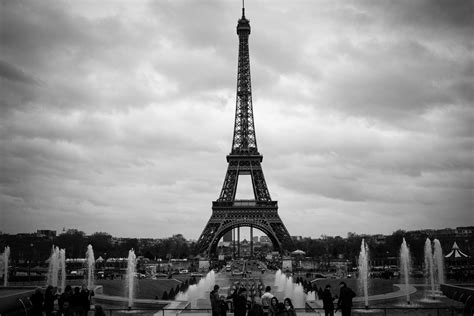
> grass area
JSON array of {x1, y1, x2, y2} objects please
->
[{"x1": 97, "y1": 278, "x2": 184, "y2": 300}]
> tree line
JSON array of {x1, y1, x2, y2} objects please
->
[{"x1": 1, "y1": 228, "x2": 471, "y2": 268}]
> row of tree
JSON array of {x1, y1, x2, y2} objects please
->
[
  {"x1": 293, "y1": 229, "x2": 473, "y2": 267},
  {"x1": 1, "y1": 229, "x2": 471, "y2": 268}
]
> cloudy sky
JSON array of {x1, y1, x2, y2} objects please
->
[{"x1": 1, "y1": 0, "x2": 472, "y2": 240}]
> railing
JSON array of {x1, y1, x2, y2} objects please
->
[
  {"x1": 2, "y1": 304, "x2": 469, "y2": 316},
  {"x1": 4, "y1": 307, "x2": 464, "y2": 316}
]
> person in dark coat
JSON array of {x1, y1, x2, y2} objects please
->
[
  {"x1": 210, "y1": 285, "x2": 221, "y2": 316},
  {"x1": 71, "y1": 286, "x2": 83, "y2": 316},
  {"x1": 94, "y1": 305, "x2": 106, "y2": 316},
  {"x1": 322, "y1": 285, "x2": 335, "y2": 316},
  {"x1": 268, "y1": 297, "x2": 280, "y2": 316},
  {"x1": 278, "y1": 298, "x2": 296, "y2": 316},
  {"x1": 59, "y1": 285, "x2": 73, "y2": 315},
  {"x1": 80, "y1": 284, "x2": 94, "y2": 316},
  {"x1": 219, "y1": 295, "x2": 229, "y2": 316},
  {"x1": 337, "y1": 282, "x2": 356, "y2": 316},
  {"x1": 44, "y1": 285, "x2": 57, "y2": 316},
  {"x1": 317, "y1": 287, "x2": 324, "y2": 300},
  {"x1": 231, "y1": 287, "x2": 248, "y2": 316},
  {"x1": 248, "y1": 296, "x2": 263, "y2": 316},
  {"x1": 30, "y1": 287, "x2": 44, "y2": 316}
]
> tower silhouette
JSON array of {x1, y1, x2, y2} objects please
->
[{"x1": 196, "y1": 6, "x2": 293, "y2": 257}]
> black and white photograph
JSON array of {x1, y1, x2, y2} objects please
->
[{"x1": 1, "y1": 0, "x2": 473, "y2": 315}]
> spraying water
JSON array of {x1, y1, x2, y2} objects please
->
[
  {"x1": 2, "y1": 246, "x2": 10, "y2": 286},
  {"x1": 433, "y1": 239, "x2": 445, "y2": 288},
  {"x1": 424, "y1": 238, "x2": 435, "y2": 296},
  {"x1": 271, "y1": 269, "x2": 309, "y2": 308},
  {"x1": 274, "y1": 269, "x2": 286, "y2": 291},
  {"x1": 175, "y1": 270, "x2": 216, "y2": 307},
  {"x1": 293, "y1": 283, "x2": 306, "y2": 308},
  {"x1": 400, "y1": 238, "x2": 411, "y2": 304},
  {"x1": 358, "y1": 238, "x2": 369, "y2": 308},
  {"x1": 59, "y1": 249, "x2": 66, "y2": 293},
  {"x1": 46, "y1": 246, "x2": 66, "y2": 292},
  {"x1": 86, "y1": 245, "x2": 95, "y2": 290},
  {"x1": 282, "y1": 275, "x2": 293, "y2": 300},
  {"x1": 47, "y1": 246, "x2": 59, "y2": 287},
  {"x1": 126, "y1": 249, "x2": 136, "y2": 308}
]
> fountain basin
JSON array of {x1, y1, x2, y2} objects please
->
[
  {"x1": 440, "y1": 283, "x2": 474, "y2": 309},
  {"x1": 93, "y1": 285, "x2": 169, "y2": 309},
  {"x1": 0, "y1": 287, "x2": 36, "y2": 315}
]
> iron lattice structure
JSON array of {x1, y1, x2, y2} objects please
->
[{"x1": 196, "y1": 8, "x2": 294, "y2": 257}]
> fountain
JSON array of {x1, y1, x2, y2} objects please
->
[
  {"x1": 2, "y1": 246, "x2": 10, "y2": 286},
  {"x1": 283, "y1": 275, "x2": 294, "y2": 301},
  {"x1": 86, "y1": 245, "x2": 95, "y2": 290},
  {"x1": 433, "y1": 239, "x2": 445, "y2": 288},
  {"x1": 126, "y1": 249, "x2": 136, "y2": 308},
  {"x1": 46, "y1": 246, "x2": 66, "y2": 292},
  {"x1": 274, "y1": 269, "x2": 286, "y2": 291},
  {"x1": 292, "y1": 283, "x2": 306, "y2": 309},
  {"x1": 271, "y1": 269, "x2": 312, "y2": 308},
  {"x1": 400, "y1": 238, "x2": 411, "y2": 305},
  {"x1": 175, "y1": 270, "x2": 215, "y2": 308},
  {"x1": 59, "y1": 249, "x2": 66, "y2": 293},
  {"x1": 47, "y1": 246, "x2": 59, "y2": 288},
  {"x1": 358, "y1": 238, "x2": 369, "y2": 308},
  {"x1": 424, "y1": 238, "x2": 435, "y2": 297}
]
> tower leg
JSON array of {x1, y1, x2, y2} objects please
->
[
  {"x1": 250, "y1": 226, "x2": 253, "y2": 258},
  {"x1": 238, "y1": 227, "x2": 240, "y2": 259},
  {"x1": 233, "y1": 229, "x2": 236, "y2": 259}
]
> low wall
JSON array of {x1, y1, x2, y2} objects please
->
[
  {"x1": 440, "y1": 283, "x2": 474, "y2": 311},
  {"x1": 0, "y1": 287, "x2": 36, "y2": 315}
]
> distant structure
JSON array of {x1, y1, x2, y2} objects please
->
[{"x1": 196, "y1": 5, "x2": 293, "y2": 258}]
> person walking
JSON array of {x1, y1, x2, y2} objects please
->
[
  {"x1": 322, "y1": 285, "x2": 335, "y2": 316},
  {"x1": 210, "y1": 285, "x2": 221, "y2": 316},
  {"x1": 336, "y1": 282, "x2": 356, "y2": 316},
  {"x1": 261, "y1": 286, "x2": 274, "y2": 316}
]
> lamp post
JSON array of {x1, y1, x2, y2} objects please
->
[{"x1": 28, "y1": 243, "x2": 33, "y2": 282}]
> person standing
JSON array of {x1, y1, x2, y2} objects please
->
[
  {"x1": 280, "y1": 298, "x2": 296, "y2": 316},
  {"x1": 210, "y1": 285, "x2": 221, "y2": 316},
  {"x1": 322, "y1": 285, "x2": 335, "y2": 316},
  {"x1": 337, "y1": 282, "x2": 356, "y2": 316},
  {"x1": 261, "y1": 286, "x2": 274, "y2": 316},
  {"x1": 80, "y1": 284, "x2": 94, "y2": 316},
  {"x1": 44, "y1": 286, "x2": 57, "y2": 316},
  {"x1": 30, "y1": 288, "x2": 44, "y2": 316},
  {"x1": 219, "y1": 295, "x2": 229, "y2": 316},
  {"x1": 232, "y1": 288, "x2": 248, "y2": 316},
  {"x1": 268, "y1": 297, "x2": 280, "y2": 316}
]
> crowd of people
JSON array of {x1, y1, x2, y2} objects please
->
[
  {"x1": 210, "y1": 281, "x2": 356, "y2": 316},
  {"x1": 29, "y1": 284, "x2": 95, "y2": 316}
]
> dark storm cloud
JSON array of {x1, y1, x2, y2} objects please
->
[
  {"x1": 0, "y1": 0, "x2": 472, "y2": 238},
  {"x1": 0, "y1": 60, "x2": 38, "y2": 85}
]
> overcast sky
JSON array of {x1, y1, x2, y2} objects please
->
[{"x1": 1, "y1": 0, "x2": 472, "y2": 240}]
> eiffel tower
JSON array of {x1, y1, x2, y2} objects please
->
[{"x1": 196, "y1": 5, "x2": 293, "y2": 258}]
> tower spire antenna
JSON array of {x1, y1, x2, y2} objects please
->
[{"x1": 242, "y1": 0, "x2": 245, "y2": 17}]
